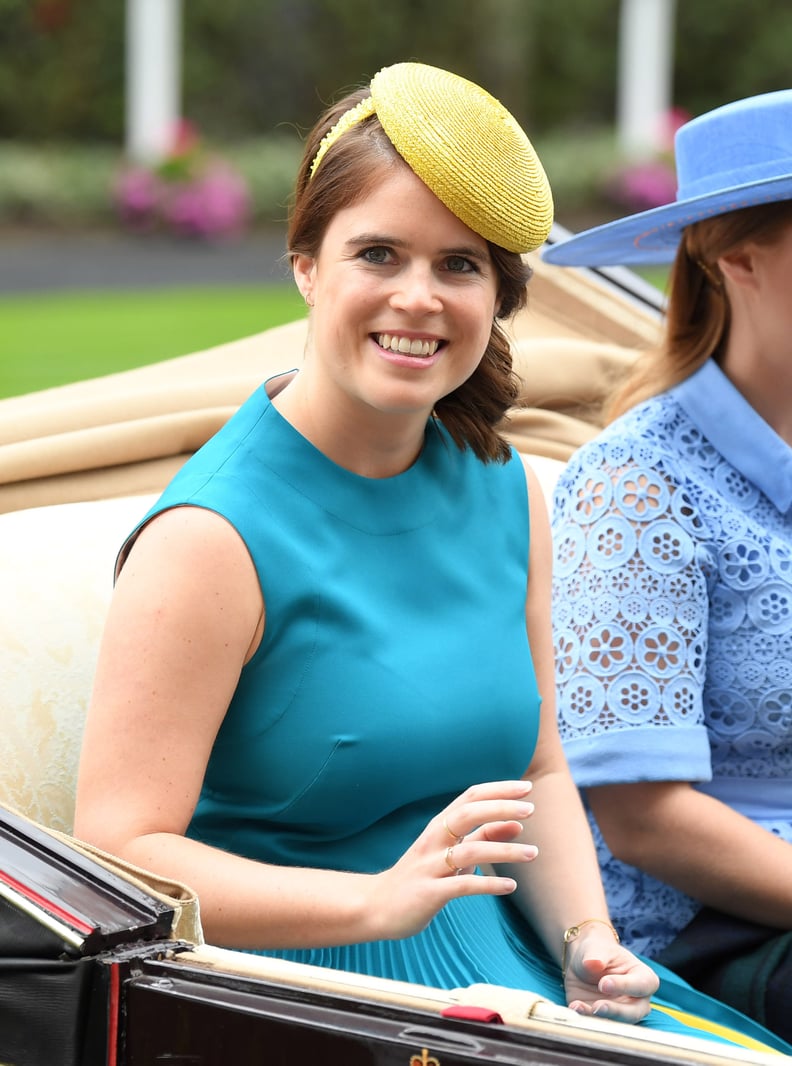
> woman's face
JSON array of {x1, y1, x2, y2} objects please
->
[{"x1": 292, "y1": 162, "x2": 499, "y2": 424}]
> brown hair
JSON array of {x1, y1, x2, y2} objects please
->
[
  {"x1": 607, "y1": 199, "x2": 792, "y2": 422},
  {"x1": 287, "y1": 88, "x2": 531, "y2": 463}
]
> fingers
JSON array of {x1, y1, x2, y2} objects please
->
[
  {"x1": 576, "y1": 954, "x2": 659, "y2": 999},
  {"x1": 566, "y1": 953, "x2": 659, "y2": 1022},
  {"x1": 442, "y1": 815, "x2": 464, "y2": 844},
  {"x1": 442, "y1": 838, "x2": 538, "y2": 878},
  {"x1": 599, "y1": 968, "x2": 660, "y2": 999},
  {"x1": 444, "y1": 845, "x2": 464, "y2": 875},
  {"x1": 568, "y1": 996, "x2": 653, "y2": 1023},
  {"x1": 435, "y1": 782, "x2": 537, "y2": 881},
  {"x1": 442, "y1": 784, "x2": 536, "y2": 876},
  {"x1": 477, "y1": 820, "x2": 530, "y2": 844},
  {"x1": 440, "y1": 780, "x2": 534, "y2": 843},
  {"x1": 374, "y1": 782, "x2": 538, "y2": 941}
]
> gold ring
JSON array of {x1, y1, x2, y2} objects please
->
[
  {"x1": 445, "y1": 846, "x2": 463, "y2": 875},
  {"x1": 443, "y1": 815, "x2": 464, "y2": 844}
]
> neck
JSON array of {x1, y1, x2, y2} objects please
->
[
  {"x1": 720, "y1": 339, "x2": 792, "y2": 446},
  {"x1": 270, "y1": 373, "x2": 429, "y2": 478}
]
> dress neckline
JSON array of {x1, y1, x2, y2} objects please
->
[{"x1": 257, "y1": 383, "x2": 454, "y2": 535}]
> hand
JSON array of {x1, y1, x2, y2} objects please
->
[
  {"x1": 564, "y1": 926, "x2": 659, "y2": 1023},
  {"x1": 368, "y1": 780, "x2": 538, "y2": 942}
]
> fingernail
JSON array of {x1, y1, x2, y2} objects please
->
[{"x1": 523, "y1": 845, "x2": 539, "y2": 859}]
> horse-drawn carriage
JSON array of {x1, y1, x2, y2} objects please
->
[{"x1": 3, "y1": 242, "x2": 782, "y2": 1066}]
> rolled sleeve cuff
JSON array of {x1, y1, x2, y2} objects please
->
[{"x1": 564, "y1": 725, "x2": 713, "y2": 789}]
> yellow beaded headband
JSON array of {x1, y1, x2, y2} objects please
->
[{"x1": 308, "y1": 62, "x2": 553, "y2": 254}]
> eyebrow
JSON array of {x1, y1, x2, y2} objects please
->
[{"x1": 345, "y1": 234, "x2": 490, "y2": 263}]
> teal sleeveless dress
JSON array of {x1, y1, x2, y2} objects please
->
[{"x1": 125, "y1": 380, "x2": 791, "y2": 1055}]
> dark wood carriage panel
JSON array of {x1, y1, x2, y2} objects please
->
[{"x1": 122, "y1": 955, "x2": 697, "y2": 1066}]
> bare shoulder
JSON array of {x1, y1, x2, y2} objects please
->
[
  {"x1": 126, "y1": 503, "x2": 248, "y2": 560},
  {"x1": 114, "y1": 504, "x2": 264, "y2": 659},
  {"x1": 121, "y1": 504, "x2": 257, "y2": 591}
]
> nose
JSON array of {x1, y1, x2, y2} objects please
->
[{"x1": 389, "y1": 263, "x2": 443, "y2": 315}]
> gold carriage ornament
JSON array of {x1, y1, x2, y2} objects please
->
[{"x1": 409, "y1": 1050, "x2": 441, "y2": 1066}]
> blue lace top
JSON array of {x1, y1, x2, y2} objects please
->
[{"x1": 551, "y1": 358, "x2": 792, "y2": 957}]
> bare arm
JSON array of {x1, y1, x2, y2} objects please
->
[
  {"x1": 500, "y1": 459, "x2": 658, "y2": 1019},
  {"x1": 504, "y1": 463, "x2": 612, "y2": 948},
  {"x1": 589, "y1": 781, "x2": 792, "y2": 927},
  {"x1": 74, "y1": 506, "x2": 537, "y2": 949}
]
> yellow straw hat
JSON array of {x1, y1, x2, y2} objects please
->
[{"x1": 309, "y1": 62, "x2": 553, "y2": 254}]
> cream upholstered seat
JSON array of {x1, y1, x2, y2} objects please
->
[{"x1": 0, "y1": 493, "x2": 157, "y2": 831}]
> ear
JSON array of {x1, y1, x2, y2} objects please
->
[
  {"x1": 292, "y1": 253, "x2": 316, "y2": 306},
  {"x1": 717, "y1": 246, "x2": 758, "y2": 291}
]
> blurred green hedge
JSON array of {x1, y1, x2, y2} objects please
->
[
  {"x1": 0, "y1": 135, "x2": 299, "y2": 229},
  {"x1": 0, "y1": 127, "x2": 622, "y2": 231}
]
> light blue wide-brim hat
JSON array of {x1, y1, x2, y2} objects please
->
[{"x1": 542, "y1": 88, "x2": 792, "y2": 267}]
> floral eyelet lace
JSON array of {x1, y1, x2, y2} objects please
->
[{"x1": 551, "y1": 390, "x2": 792, "y2": 957}]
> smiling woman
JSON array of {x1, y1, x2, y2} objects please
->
[
  {"x1": 284, "y1": 163, "x2": 501, "y2": 474},
  {"x1": 69, "y1": 60, "x2": 791, "y2": 1057}
]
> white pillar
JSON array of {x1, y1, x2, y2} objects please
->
[
  {"x1": 125, "y1": 0, "x2": 182, "y2": 165},
  {"x1": 617, "y1": 0, "x2": 676, "y2": 158}
]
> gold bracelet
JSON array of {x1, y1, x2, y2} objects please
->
[{"x1": 561, "y1": 918, "x2": 620, "y2": 976}]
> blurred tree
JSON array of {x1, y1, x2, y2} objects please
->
[
  {"x1": 0, "y1": 0, "x2": 123, "y2": 139},
  {"x1": 181, "y1": 0, "x2": 540, "y2": 138},
  {"x1": 675, "y1": 0, "x2": 792, "y2": 115},
  {"x1": 0, "y1": 0, "x2": 790, "y2": 143}
]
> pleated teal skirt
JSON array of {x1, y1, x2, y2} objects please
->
[{"x1": 259, "y1": 890, "x2": 792, "y2": 1056}]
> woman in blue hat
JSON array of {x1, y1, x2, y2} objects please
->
[{"x1": 544, "y1": 89, "x2": 792, "y2": 1041}]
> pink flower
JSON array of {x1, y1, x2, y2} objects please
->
[
  {"x1": 114, "y1": 168, "x2": 162, "y2": 229},
  {"x1": 604, "y1": 106, "x2": 690, "y2": 213},
  {"x1": 608, "y1": 160, "x2": 677, "y2": 211},
  {"x1": 171, "y1": 119, "x2": 201, "y2": 158},
  {"x1": 163, "y1": 163, "x2": 251, "y2": 239},
  {"x1": 113, "y1": 124, "x2": 252, "y2": 240},
  {"x1": 658, "y1": 107, "x2": 691, "y2": 152}
]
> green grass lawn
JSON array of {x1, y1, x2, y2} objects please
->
[
  {"x1": 638, "y1": 267, "x2": 669, "y2": 293},
  {"x1": 1, "y1": 284, "x2": 307, "y2": 400}
]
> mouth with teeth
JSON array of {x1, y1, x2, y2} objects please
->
[{"x1": 375, "y1": 333, "x2": 441, "y2": 358}]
